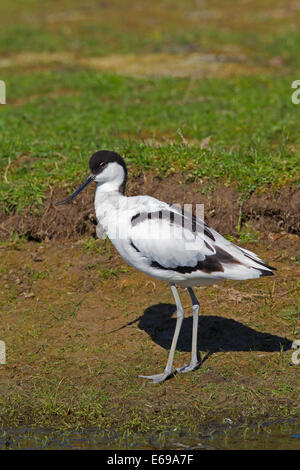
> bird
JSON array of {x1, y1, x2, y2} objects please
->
[{"x1": 56, "y1": 150, "x2": 276, "y2": 384}]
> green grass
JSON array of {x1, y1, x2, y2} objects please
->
[
  {"x1": 0, "y1": 69, "x2": 299, "y2": 213},
  {"x1": 0, "y1": 0, "x2": 300, "y2": 214},
  {"x1": 0, "y1": 23, "x2": 292, "y2": 60},
  {"x1": 0, "y1": 0, "x2": 300, "y2": 71}
]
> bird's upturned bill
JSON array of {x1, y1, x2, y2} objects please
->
[{"x1": 55, "y1": 175, "x2": 96, "y2": 206}]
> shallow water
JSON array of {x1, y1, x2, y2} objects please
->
[{"x1": 0, "y1": 419, "x2": 299, "y2": 450}]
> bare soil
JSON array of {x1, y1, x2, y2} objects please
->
[
  {"x1": 0, "y1": 219, "x2": 299, "y2": 431},
  {"x1": 0, "y1": 52, "x2": 279, "y2": 78},
  {"x1": 1, "y1": 174, "x2": 299, "y2": 242}
]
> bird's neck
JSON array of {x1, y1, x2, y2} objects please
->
[
  {"x1": 94, "y1": 182, "x2": 127, "y2": 221},
  {"x1": 96, "y1": 181, "x2": 124, "y2": 194},
  {"x1": 96, "y1": 166, "x2": 127, "y2": 195}
]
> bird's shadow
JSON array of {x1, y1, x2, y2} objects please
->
[{"x1": 137, "y1": 303, "x2": 294, "y2": 355}]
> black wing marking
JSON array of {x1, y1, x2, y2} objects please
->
[
  {"x1": 150, "y1": 246, "x2": 241, "y2": 274},
  {"x1": 131, "y1": 208, "x2": 215, "y2": 242},
  {"x1": 243, "y1": 253, "x2": 276, "y2": 271}
]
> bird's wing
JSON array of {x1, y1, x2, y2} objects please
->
[
  {"x1": 128, "y1": 201, "x2": 275, "y2": 279},
  {"x1": 129, "y1": 204, "x2": 213, "y2": 269}
]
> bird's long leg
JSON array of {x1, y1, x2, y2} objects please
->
[
  {"x1": 139, "y1": 283, "x2": 184, "y2": 384},
  {"x1": 177, "y1": 287, "x2": 200, "y2": 373}
]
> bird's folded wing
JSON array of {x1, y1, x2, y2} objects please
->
[
  {"x1": 128, "y1": 206, "x2": 218, "y2": 270},
  {"x1": 128, "y1": 204, "x2": 275, "y2": 278}
]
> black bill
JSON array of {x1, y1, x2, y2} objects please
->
[{"x1": 55, "y1": 175, "x2": 96, "y2": 206}]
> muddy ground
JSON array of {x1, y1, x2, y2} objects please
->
[
  {"x1": 1, "y1": 174, "x2": 300, "y2": 241},
  {"x1": 0, "y1": 178, "x2": 299, "y2": 433}
]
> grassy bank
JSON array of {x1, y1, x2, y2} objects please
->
[
  {"x1": 0, "y1": 1, "x2": 299, "y2": 214},
  {"x1": 0, "y1": 70, "x2": 299, "y2": 214}
]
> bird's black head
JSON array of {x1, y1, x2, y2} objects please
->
[
  {"x1": 55, "y1": 150, "x2": 127, "y2": 206},
  {"x1": 89, "y1": 150, "x2": 127, "y2": 181}
]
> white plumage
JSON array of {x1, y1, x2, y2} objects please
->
[
  {"x1": 56, "y1": 150, "x2": 275, "y2": 383},
  {"x1": 96, "y1": 193, "x2": 273, "y2": 287}
]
